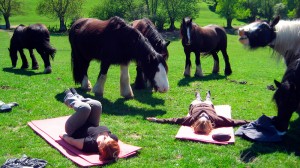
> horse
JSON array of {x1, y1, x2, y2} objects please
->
[
  {"x1": 69, "y1": 16, "x2": 169, "y2": 99},
  {"x1": 238, "y1": 16, "x2": 300, "y2": 133},
  {"x1": 273, "y1": 58, "x2": 300, "y2": 133},
  {"x1": 238, "y1": 16, "x2": 300, "y2": 66},
  {"x1": 132, "y1": 18, "x2": 170, "y2": 89},
  {"x1": 180, "y1": 17, "x2": 232, "y2": 77},
  {"x1": 8, "y1": 24, "x2": 56, "y2": 74}
]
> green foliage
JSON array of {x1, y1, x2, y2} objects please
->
[
  {"x1": 36, "y1": 0, "x2": 85, "y2": 31},
  {"x1": 273, "y1": 3, "x2": 288, "y2": 18}
]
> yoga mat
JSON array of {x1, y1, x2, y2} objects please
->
[
  {"x1": 28, "y1": 116, "x2": 141, "y2": 167},
  {"x1": 175, "y1": 105, "x2": 235, "y2": 145}
]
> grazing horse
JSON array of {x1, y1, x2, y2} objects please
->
[
  {"x1": 180, "y1": 17, "x2": 232, "y2": 77},
  {"x1": 273, "y1": 58, "x2": 300, "y2": 133},
  {"x1": 132, "y1": 18, "x2": 170, "y2": 89},
  {"x1": 238, "y1": 16, "x2": 300, "y2": 133},
  {"x1": 9, "y1": 24, "x2": 56, "y2": 74},
  {"x1": 69, "y1": 16, "x2": 169, "y2": 99}
]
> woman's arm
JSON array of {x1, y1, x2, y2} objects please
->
[
  {"x1": 146, "y1": 117, "x2": 189, "y2": 125},
  {"x1": 59, "y1": 134, "x2": 84, "y2": 150}
]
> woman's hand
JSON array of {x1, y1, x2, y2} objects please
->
[{"x1": 146, "y1": 117, "x2": 157, "y2": 122}]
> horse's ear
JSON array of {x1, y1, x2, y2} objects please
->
[
  {"x1": 190, "y1": 18, "x2": 193, "y2": 24},
  {"x1": 270, "y1": 16, "x2": 280, "y2": 28},
  {"x1": 8, "y1": 48, "x2": 10, "y2": 52},
  {"x1": 182, "y1": 18, "x2": 185, "y2": 23},
  {"x1": 274, "y1": 80, "x2": 281, "y2": 88},
  {"x1": 165, "y1": 40, "x2": 170, "y2": 47}
]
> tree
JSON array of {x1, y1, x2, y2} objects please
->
[
  {"x1": 162, "y1": 0, "x2": 200, "y2": 31},
  {"x1": 36, "y1": 0, "x2": 85, "y2": 32},
  {"x1": 216, "y1": 0, "x2": 250, "y2": 28},
  {"x1": 0, "y1": 0, "x2": 23, "y2": 29}
]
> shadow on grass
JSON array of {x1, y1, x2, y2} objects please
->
[
  {"x1": 240, "y1": 116, "x2": 300, "y2": 163},
  {"x1": 55, "y1": 87, "x2": 167, "y2": 118},
  {"x1": 177, "y1": 73, "x2": 227, "y2": 86},
  {"x1": 3, "y1": 67, "x2": 45, "y2": 76}
]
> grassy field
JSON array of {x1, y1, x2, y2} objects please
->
[{"x1": 1, "y1": 1, "x2": 300, "y2": 168}]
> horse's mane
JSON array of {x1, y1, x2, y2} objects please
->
[
  {"x1": 272, "y1": 19, "x2": 300, "y2": 64},
  {"x1": 142, "y1": 18, "x2": 165, "y2": 46}
]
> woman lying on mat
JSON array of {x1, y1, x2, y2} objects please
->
[
  {"x1": 147, "y1": 91, "x2": 249, "y2": 135},
  {"x1": 59, "y1": 88, "x2": 120, "y2": 161}
]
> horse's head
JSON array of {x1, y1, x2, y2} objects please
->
[
  {"x1": 180, "y1": 17, "x2": 193, "y2": 46},
  {"x1": 272, "y1": 59, "x2": 300, "y2": 132},
  {"x1": 238, "y1": 16, "x2": 279, "y2": 48},
  {"x1": 134, "y1": 34, "x2": 169, "y2": 93},
  {"x1": 8, "y1": 47, "x2": 18, "y2": 68}
]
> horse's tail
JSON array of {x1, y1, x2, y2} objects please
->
[{"x1": 71, "y1": 48, "x2": 86, "y2": 84}]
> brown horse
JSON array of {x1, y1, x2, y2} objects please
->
[
  {"x1": 132, "y1": 18, "x2": 170, "y2": 89},
  {"x1": 180, "y1": 17, "x2": 232, "y2": 77},
  {"x1": 9, "y1": 24, "x2": 56, "y2": 73},
  {"x1": 69, "y1": 16, "x2": 169, "y2": 98}
]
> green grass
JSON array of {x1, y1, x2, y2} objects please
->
[{"x1": 1, "y1": 1, "x2": 300, "y2": 168}]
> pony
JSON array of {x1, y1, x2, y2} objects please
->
[
  {"x1": 9, "y1": 24, "x2": 56, "y2": 74},
  {"x1": 180, "y1": 17, "x2": 232, "y2": 77},
  {"x1": 273, "y1": 58, "x2": 300, "y2": 133},
  {"x1": 131, "y1": 18, "x2": 170, "y2": 89},
  {"x1": 69, "y1": 16, "x2": 169, "y2": 99},
  {"x1": 238, "y1": 16, "x2": 300, "y2": 133}
]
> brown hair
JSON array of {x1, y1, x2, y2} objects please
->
[
  {"x1": 98, "y1": 139, "x2": 120, "y2": 161},
  {"x1": 192, "y1": 118, "x2": 213, "y2": 135}
]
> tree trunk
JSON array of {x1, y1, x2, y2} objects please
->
[
  {"x1": 226, "y1": 18, "x2": 232, "y2": 28},
  {"x1": 169, "y1": 17, "x2": 175, "y2": 31},
  {"x1": 59, "y1": 17, "x2": 67, "y2": 32},
  {"x1": 4, "y1": 15, "x2": 10, "y2": 29}
]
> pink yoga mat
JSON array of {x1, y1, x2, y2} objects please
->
[
  {"x1": 175, "y1": 105, "x2": 235, "y2": 145},
  {"x1": 28, "y1": 116, "x2": 142, "y2": 167}
]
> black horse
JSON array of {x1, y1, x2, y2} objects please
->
[
  {"x1": 180, "y1": 17, "x2": 232, "y2": 77},
  {"x1": 132, "y1": 18, "x2": 170, "y2": 89},
  {"x1": 9, "y1": 24, "x2": 56, "y2": 74},
  {"x1": 69, "y1": 16, "x2": 169, "y2": 99},
  {"x1": 273, "y1": 58, "x2": 300, "y2": 133}
]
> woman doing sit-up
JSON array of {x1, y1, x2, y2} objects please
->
[
  {"x1": 147, "y1": 91, "x2": 248, "y2": 134},
  {"x1": 60, "y1": 88, "x2": 120, "y2": 161}
]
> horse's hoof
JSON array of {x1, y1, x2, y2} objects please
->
[
  {"x1": 32, "y1": 65, "x2": 39, "y2": 70},
  {"x1": 44, "y1": 67, "x2": 52, "y2": 74},
  {"x1": 94, "y1": 92, "x2": 103, "y2": 97},
  {"x1": 225, "y1": 69, "x2": 232, "y2": 76},
  {"x1": 194, "y1": 72, "x2": 204, "y2": 77},
  {"x1": 184, "y1": 73, "x2": 191, "y2": 77},
  {"x1": 123, "y1": 94, "x2": 134, "y2": 99},
  {"x1": 21, "y1": 65, "x2": 29, "y2": 69}
]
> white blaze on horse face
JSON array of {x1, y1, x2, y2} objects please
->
[
  {"x1": 92, "y1": 74, "x2": 106, "y2": 97},
  {"x1": 82, "y1": 75, "x2": 92, "y2": 91},
  {"x1": 154, "y1": 63, "x2": 169, "y2": 92},
  {"x1": 120, "y1": 65, "x2": 134, "y2": 98},
  {"x1": 187, "y1": 27, "x2": 191, "y2": 45}
]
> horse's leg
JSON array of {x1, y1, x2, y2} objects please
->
[
  {"x1": 184, "y1": 48, "x2": 191, "y2": 77},
  {"x1": 194, "y1": 52, "x2": 203, "y2": 77},
  {"x1": 212, "y1": 52, "x2": 219, "y2": 74},
  {"x1": 134, "y1": 62, "x2": 146, "y2": 89},
  {"x1": 36, "y1": 48, "x2": 51, "y2": 74},
  {"x1": 221, "y1": 49, "x2": 232, "y2": 75},
  {"x1": 120, "y1": 64, "x2": 134, "y2": 99},
  {"x1": 29, "y1": 49, "x2": 39, "y2": 70},
  {"x1": 92, "y1": 63, "x2": 110, "y2": 97},
  {"x1": 19, "y1": 49, "x2": 29, "y2": 69}
]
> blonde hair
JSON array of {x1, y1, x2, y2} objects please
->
[
  {"x1": 192, "y1": 118, "x2": 213, "y2": 135},
  {"x1": 98, "y1": 139, "x2": 120, "y2": 161}
]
